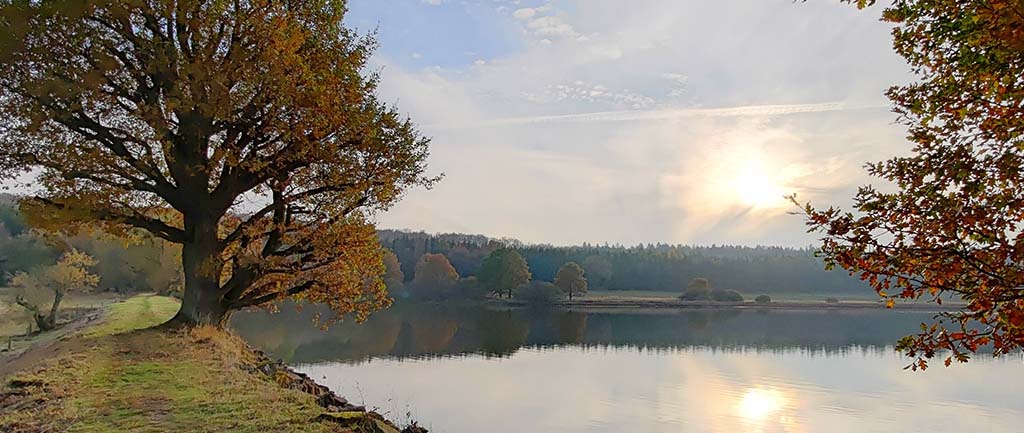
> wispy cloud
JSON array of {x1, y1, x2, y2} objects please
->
[{"x1": 428, "y1": 102, "x2": 888, "y2": 129}]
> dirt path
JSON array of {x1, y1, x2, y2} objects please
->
[{"x1": 0, "y1": 308, "x2": 105, "y2": 379}]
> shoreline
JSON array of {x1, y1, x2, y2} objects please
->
[
  {"x1": 0, "y1": 295, "x2": 425, "y2": 433},
  {"x1": 488, "y1": 298, "x2": 966, "y2": 313}
]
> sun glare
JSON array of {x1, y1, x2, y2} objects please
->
[
  {"x1": 738, "y1": 388, "x2": 787, "y2": 421},
  {"x1": 729, "y1": 159, "x2": 790, "y2": 211}
]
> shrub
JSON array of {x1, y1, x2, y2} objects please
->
[
  {"x1": 710, "y1": 289, "x2": 744, "y2": 302},
  {"x1": 515, "y1": 281, "x2": 564, "y2": 305},
  {"x1": 825, "y1": 297, "x2": 840, "y2": 304},
  {"x1": 680, "y1": 277, "x2": 712, "y2": 300},
  {"x1": 755, "y1": 294, "x2": 771, "y2": 304}
]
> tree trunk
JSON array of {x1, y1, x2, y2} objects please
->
[
  {"x1": 170, "y1": 218, "x2": 230, "y2": 327},
  {"x1": 34, "y1": 289, "x2": 64, "y2": 331}
]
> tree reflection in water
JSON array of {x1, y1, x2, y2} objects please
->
[{"x1": 231, "y1": 303, "x2": 949, "y2": 365}]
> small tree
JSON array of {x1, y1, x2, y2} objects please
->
[
  {"x1": 755, "y1": 294, "x2": 772, "y2": 304},
  {"x1": 410, "y1": 253, "x2": 458, "y2": 300},
  {"x1": 554, "y1": 262, "x2": 588, "y2": 301},
  {"x1": 12, "y1": 249, "x2": 99, "y2": 331},
  {"x1": 681, "y1": 277, "x2": 711, "y2": 301},
  {"x1": 478, "y1": 249, "x2": 531, "y2": 299}
]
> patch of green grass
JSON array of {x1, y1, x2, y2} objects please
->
[
  {"x1": 84, "y1": 294, "x2": 180, "y2": 338},
  {"x1": 2, "y1": 309, "x2": 348, "y2": 433},
  {"x1": 65, "y1": 335, "x2": 337, "y2": 433},
  {"x1": 0, "y1": 288, "x2": 123, "y2": 339},
  {"x1": 750, "y1": 292, "x2": 882, "y2": 302},
  {"x1": 586, "y1": 290, "x2": 679, "y2": 300}
]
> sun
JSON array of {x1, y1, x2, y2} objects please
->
[{"x1": 728, "y1": 159, "x2": 789, "y2": 210}]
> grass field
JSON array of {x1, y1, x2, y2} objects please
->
[{"x1": 0, "y1": 287, "x2": 123, "y2": 338}]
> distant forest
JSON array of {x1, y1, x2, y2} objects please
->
[
  {"x1": 1, "y1": 190, "x2": 868, "y2": 296},
  {"x1": 378, "y1": 230, "x2": 870, "y2": 294}
]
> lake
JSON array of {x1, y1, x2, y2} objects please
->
[{"x1": 233, "y1": 304, "x2": 1024, "y2": 433}]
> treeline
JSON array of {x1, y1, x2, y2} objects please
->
[
  {"x1": 379, "y1": 229, "x2": 869, "y2": 294},
  {"x1": 1, "y1": 194, "x2": 866, "y2": 298},
  {"x1": 0, "y1": 194, "x2": 181, "y2": 294}
]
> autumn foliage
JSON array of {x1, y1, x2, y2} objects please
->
[
  {"x1": 12, "y1": 249, "x2": 100, "y2": 331},
  {"x1": 797, "y1": 0, "x2": 1024, "y2": 368},
  {"x1": 0, "y1": 1, "x2": 434, "y2": 326}
]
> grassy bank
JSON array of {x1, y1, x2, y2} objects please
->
[{"x1": 0, "y1": 295, "x2": 392, "y2": 433}]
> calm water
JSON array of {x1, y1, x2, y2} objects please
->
[{"x1": 233, "y1": 304, "x2": 1024, "y2": 433}]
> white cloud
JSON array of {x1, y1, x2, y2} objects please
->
[
  {"x1": 428, "y1": 101, "x2": 885, "y2": 129},
  {"x1": 527, "y1": 16, "x2": 577, "y2": 37},
  {"x1": 421, "y1": 0, "x2": 443, "y2": 5},
  {"x1": 513, "y1": 8, "x2": 536, "y2": 20},
  {"x1": 368, "y1": 0, "x2": 912, "y2": 246}
]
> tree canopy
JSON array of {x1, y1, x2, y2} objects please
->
[
  {"x1": 0, "y1": 1, "x2": 433, "y2": 325},
  {"x1": 410, "y1": 253, "x2": 459, "y2": 300},
  {"x1": 379, "y1": 230, "x2": 868, "y2": 294},
  {"x1": 478, "y1": 249, "x2": 531, "y2": 299},
  {"x1": 13, "y1": 249, "x2": 100, "y2": 331},
  {"x1": 553, "y1": 261, "x2": 587, "y2": 301},
  {"x1": 798, "y1": 0, "x2": 1024, "y2": 369}
]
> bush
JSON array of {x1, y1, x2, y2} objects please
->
[
  {"x1": 710, "y1": 288, "x2": 744, "y2": 302},
  {"x1": 755, "y1": 294, "x2": 771, "y2": 304},
  {"x1": 825, "y1": 297, "x2": 840, "y2": 304},
  {"x1": 515, "y1": 281, "x2": 564, "y2": 305},
  {"x1": 680, "y1": 277, "x2": 712, "y2": 300}
]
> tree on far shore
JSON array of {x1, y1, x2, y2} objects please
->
[
  {"x1": 0, "y1": 1, "x2": 434, "y2": 327},
  {"x1": 478, "y1": 249, "x2": 531, "y2": 299},
  {"x1": 410, "y1": 253, "x2": 458, "y2": 300},
  {"x1": 383, "y1": 251, "x2": 405, "y2": 293},
  {"x1": 554, "y1": 262, "x2": 588, "y2": 301},
  {"x1": 681, "y1": 277, "x2": 711, "y2": 301}
]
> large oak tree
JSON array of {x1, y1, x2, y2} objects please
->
[
  {"x1": 0, "y1": 0, "x2": 434, "y2": 326},
  {"x1": 798, "y1": 0, "x2": 1024, "y2": 368}
]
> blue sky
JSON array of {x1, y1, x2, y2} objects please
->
[{"x1": 348, "y1": 0, "x2": 911, "y2": 246}]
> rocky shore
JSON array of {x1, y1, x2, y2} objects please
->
[{"x1": 245, "y1": 347, "x2": 428, "y2": 433}]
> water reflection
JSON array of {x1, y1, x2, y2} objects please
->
[
  {"x1": 232, "y1": 304, "x2": 1024, "y2": 433},
  {"x1": 231, "y1": 303, "x2": 950, "y2": 364},
  {"x1": 738, "y1": 388, "x2": 787, "y2": 421}
]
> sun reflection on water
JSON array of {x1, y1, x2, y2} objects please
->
[
  {"x1": 734, "y1": 387, "x2": 802, "y2": 433},
  {"x1": 739, "y1": 388, "x2": 787, "y2": 420}
]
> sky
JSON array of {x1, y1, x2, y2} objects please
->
[
  {"x1": 4, "y1": 0, "x2": 912, "y2": 248},
  {"x1": 347, "y1": 0, "x2": 914, "y2": 247}
]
